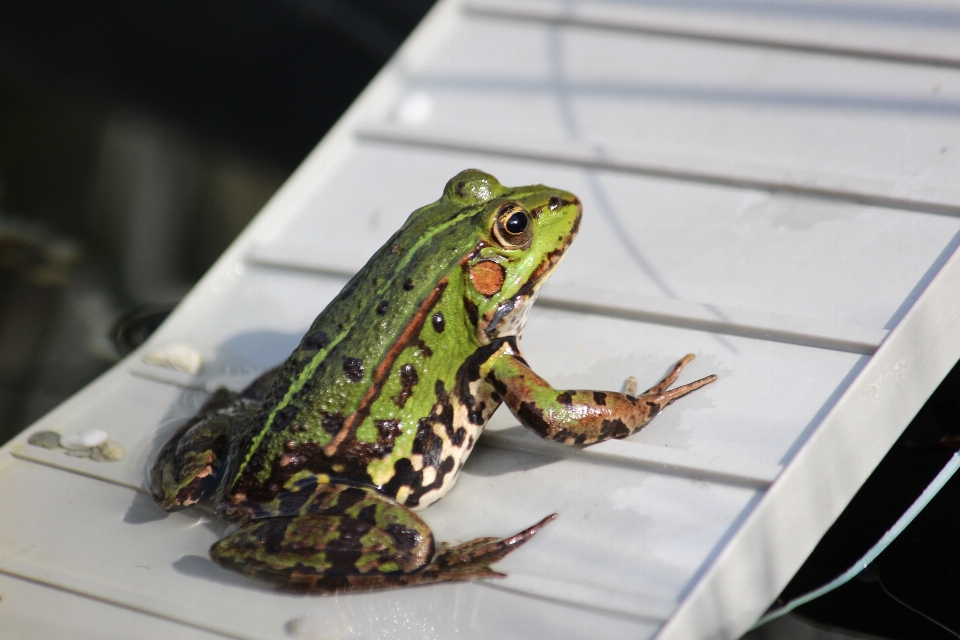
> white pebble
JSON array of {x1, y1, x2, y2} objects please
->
[
  {"x1": 60, "y1": 430, "x2": 108, "y2": 449},
  {"x1": 143, "y1": 343, "x2": 204, "y2": 375}
]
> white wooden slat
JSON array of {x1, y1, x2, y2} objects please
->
[
  {"x1": 0, "y1": 574, "x2": 228, "y2": 640},
  {"x1": 247, "y1": 141, "x2": 959, "y2": 339},
  {"x1": 359, "y1": 9, "x2": 960, "y2": 213},
  {"x1": 465, "y1": 0, "x2": 960, "y2": 69},
  {"x1": 657, "y1": 225, "x2": 960, "y2": 640},
  {"x1": 0, "y1": 443, "x2": 743, "y2": 636}
]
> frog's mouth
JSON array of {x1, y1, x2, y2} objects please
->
[{"x1": 481, "y1": 240, "x2": 570, "y2": 341}]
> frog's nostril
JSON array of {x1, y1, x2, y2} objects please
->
[{"x1": 549, "y1": 196, "x2": 562, "y2": 210}]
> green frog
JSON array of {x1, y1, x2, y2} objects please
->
[{"x1": 150, "y1": 169, "x2": 716, "y2": 593}]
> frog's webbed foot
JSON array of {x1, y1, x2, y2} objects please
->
[
  {"x1": 421, "y1": 512, "x2": 558, "y2": 581},
  {"x1": 636, "y1": 354, "x2": 717, "y2": 406}
]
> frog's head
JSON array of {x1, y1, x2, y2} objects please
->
[{"x1": 448, "y1": 170, "x2": 582, "y2": 344}]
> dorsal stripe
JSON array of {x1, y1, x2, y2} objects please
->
[
  {"x1": 322, "y1": 280, "x2": 448, "y2": 456},
  {"x1": 231, "y1": 204, "x2": 482, "y2": 483}
]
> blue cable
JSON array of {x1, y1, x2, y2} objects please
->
[{"x1": 752, "y1": 450, "x2": 960, "y2": 630}]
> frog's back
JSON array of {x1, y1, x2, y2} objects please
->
[{"x1": 221, "y1": 171, "x2": 523, "y2": 514}]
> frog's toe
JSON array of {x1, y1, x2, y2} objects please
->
[{"x1": 434, "y1": 513, "x2": 557, "y2": 571}]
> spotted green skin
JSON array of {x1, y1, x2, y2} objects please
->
[{"x1": 150, "y1": 169, "x2": 716, "y2": 593}]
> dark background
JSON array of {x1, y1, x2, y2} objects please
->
[
  {"x1": 0, "y1": 3, "x2": 957, "y2": 639},
  {"x1": 0, "y1": 0, "x2": 435, "y2": 443}
]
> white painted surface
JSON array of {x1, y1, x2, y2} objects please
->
[
  {"x1": 2, "y1": 0, "x2": 959, "y2": 638},
  {"x1": 465, "y1": 0, "x2": 960, "y2": 67}
]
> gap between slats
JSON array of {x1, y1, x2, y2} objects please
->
[
  {"x1": 356, "y1": 125, "x2": 960, "y2": 220},
  {"x1": 463, "y1": 0, "x2": 960, "y2": 70},
  {"x1": 245, "y1": 255, "x2": 887, "y2": 355}
]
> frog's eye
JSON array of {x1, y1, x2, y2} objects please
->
[{"x1": 493, "y1": 202, "x2": 532, "y2": 248}]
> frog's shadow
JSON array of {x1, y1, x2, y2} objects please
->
[{"x1": 172, "y1": 555, "x2": 279, "y2": 593}]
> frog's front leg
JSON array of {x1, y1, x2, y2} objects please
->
[
  {"x1": 487, "y1": 347, "x2": 716, "y2": 445},
  {"x1": 210, "y1": 483, "x2": 555, "y2": 593}
]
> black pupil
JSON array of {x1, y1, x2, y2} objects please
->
[{"x1": 506, "y1": 212, "x2": 527, "y2": 234}]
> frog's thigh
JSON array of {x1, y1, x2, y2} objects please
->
[{"x1": 210, "y1": 490, "x2": 435, "y2": 592}]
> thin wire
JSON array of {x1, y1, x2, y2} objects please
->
[
  {"x1": 752, "y1": 451, "x2": 960, "y2": 629},
  {"x1": 877, "y1": 572, "x2": 960, "y2": 639}
]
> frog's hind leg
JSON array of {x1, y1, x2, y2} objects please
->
[{"x1": 210, "y1": 484, "x2": 556, "y2": 593}]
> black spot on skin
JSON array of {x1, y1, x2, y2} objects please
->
[
  {"x1": 271, "y1": 405, "x2": 300, "y2": 432},
  {"x1": 394, "y1": 364, "x2": 419, "y2": 408},
  {"x1": 432, "y1": 312, "x2": 445, "y2": 333},
  {"x1": 376, "y1": 300, "x2": 389, "y2": 315},
  {"x1": 358, "y1": 504, "x2": 378, "y2": 524},
  {"x1": 646, "y1": 401, "x2": 661, "y2": 419},
  {"x1": 600, "y1": 418, "x2": 631, "y2": 440},
  {"x1": 416, "y1": 338, "x2": 433, "y2": 358},
  {"x1": 322, "y1": 412, "x2": 345, "y2": 436},
  {"x1": 432, "y1": 380, "x2": 465, "y2": 445},
  {"x1": 377, "y1": 419, "x2": 402, "y2": 440},
  {"x1": 573, "y1": 434, "x2": 587, "y2": 445},
  {"x1": 301, "y1": 330, "x2": 329, "y2": 351},
  {"x1": 386, "y1": 523, "x2": 422, "y2": 551},
  {"x1": 412, "y1": 417, "x2": 444, "y2": 468},
  {"x1": 403, "y1": 278, "x2": 415, "y2": 291},
  {"x1": 382, "y1": 457, "x2": 418, "y2": 496},
  {"x1": 593, "y1": 391, "x2": 607, "y2": 406},
  {"x1": 277, "y1": 477, "x2": 317, "y2": 516},
  {"x1": 557, "y1": 391, "x2": 574, "y2": 407},
  {"x1": 343, "y1": 357, "x2": 365, "y2": 382},
  {"x1": 486, "y1": 372, "x2": 507, "y2": 397},
  {"x1": 463, "y1": 297, "x2": 479, "y2": 326},
  {"x1": 456, "y1": 180, "x2": 466, "y2": 196},
  {"x1": 517, "y1": 401, "x2": 551, "y2": 438},
  {"x1": 340, "y1": 419, "x2": 403, "y2": 462}
]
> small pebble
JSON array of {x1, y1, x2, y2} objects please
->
[
  {"x1": 60, "y1": 430, "x2": 108, "y2": 449},
  {"x1": 93, "y1": 441, "x2": 125, "y2": 462},
  {"x1": 143, "y1": 343, "x2": 204, "y2": 375},
  {"x1": 28, "y1": 431, "x2": 62, "y2": 449}
]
